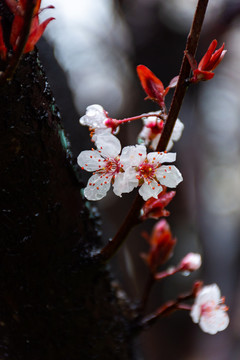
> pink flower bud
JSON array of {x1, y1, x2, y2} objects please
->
[
  {"x1": 141, "y1": 219, "x2": 176, "y2": 273},
  {"x1": 180, "y1": 252, "x2": 202, "y2": 272}
]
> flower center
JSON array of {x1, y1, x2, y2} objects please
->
[
  {"x1": 99, "y1": 157, "x2": 122, "y2": 176},
  {"x1": 138, "y1": 161, "x2": 156, "y2": 180},
  {"x1": 201, "y1": 301, "x2": 216, "y2": 317}
]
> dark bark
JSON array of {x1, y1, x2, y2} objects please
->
[{"x1": 0, "y1": 50, "x2": 136, "y2": 359}]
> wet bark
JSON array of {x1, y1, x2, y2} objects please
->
[{"x1": 0, "y1": 49, "x2": 136, "y2": 359}]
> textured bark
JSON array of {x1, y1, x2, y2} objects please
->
[{"x1": 0, "y1": 49, "x2": 136, "y2": 359}]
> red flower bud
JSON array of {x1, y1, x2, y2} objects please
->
[{"x1": 141, "y1": 219, "x2": 176, "y2": 273}]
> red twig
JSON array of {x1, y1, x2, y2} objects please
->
[{"x1": 139, "y1": 291, "x2": 194, "y2": 330}]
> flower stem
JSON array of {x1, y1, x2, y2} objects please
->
[
  {"x1": 95, "y1": 0, "x2": 209, "y2": 264},
  {"x1": 118, "y1": 112, "x2": 162, "y2": 124},
  {"x1": 156, "y1": 0, "x2": 209, "y2": 152},
  {"x1": 139, "y1": 292, "x2": 194, "y2": 330},
  {"x1": 0, "y1": 0, "x2": 36, "y2": 84}
]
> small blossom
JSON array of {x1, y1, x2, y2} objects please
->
[
  {"x1": 137, "y1": 65, "x2": 178, "y2": 109},
  {"x1": 79, "y1": 104, "x2": 119, "y2": 141},
  {"x1": 141, "y1": 219, "x2": 176, "y2": 273},
  {"x1": 186, "y1": 39, "x2": 227, "y2": 83},
  {"x1": 190, "y1": 284, "x2": 229, "y2": 334},
  {"x1": 77, "y1": 134, "x2": 124, "y2": 200},
  {"x1": 179, "y1": 252, "x2": 202, "y2": 272},
  {"x1": 138, "y1": 112, "x2": 184, "y2": 151},
  {"x1": 120, "y1": 145, "x2": 183, "y2": 201},
  {"x1": 140, "y1": 187, "x2": 176, "y2": 220}
]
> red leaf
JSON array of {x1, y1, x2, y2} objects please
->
[
  {"x1": 24, "y1": 16, "x2": 55, "y2": 53},
  {"x1": 137, "y1": 64, "x2": 166, "y2": 109},
  {"x1": 0, "y1": 20, "x2": 7, "y2": 61}
]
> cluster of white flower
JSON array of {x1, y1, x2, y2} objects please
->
[
  {"x1": 78, "y1": 105, "x2": 183, "y2": 201},
  {"x1": 78, "y1": 105, "x2": 230, "y2": 336}
]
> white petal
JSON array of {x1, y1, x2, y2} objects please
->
[
  {"x1": 92, "y1": 128, "x2": 112, "y2": 142},
  {"x1": 150, "y1": 134, "x2": 161, "y2": 150},
  {"x1": 77, "y1": 150, "x2": 103, "y2": 172},
  {"x1": 138, "y1": 126, "x2": 151, "y2": 146},
  {"x1": 166, "y1": 119, "x2": 184, "y2": 151},
  {"x1": 139, "y1": 180, "x2": 163, "y2": 201},
  {"x1": 190, "y1": 304, "x2": 201, "y2": 324},
  {"x1": 156, "y1": 165, "x2": 183, "y2": 188},
  {"x1": 171, "y1": 118, "x2": 184, "y2": 142},
  {"x1": 114, "y1": 167, "x2": 139, "y2": 196},
  {"x1": 120, "y1": 144, "x2": 147, "y2": 168},
  {"x1": 113, "y1": 172, "x2": 138, "y2": 197},
  {"x1": 80, "y1": 104, "x2": 106, "y2": 128},
  {"x1": 147, "y1": 151, "x2": 176, "y2": 164},
  {"x1": 84, "y1": 174, "x2": 111, "y2": 201},
  {"x1": 195, "y1": 284, "x2": 221, "y2": 307},
  {"x1": 199, "y1": 309, "x2": 229, "y2": 334},
  {"x1": 95, "y1": 133, "x2": 121, "y2": 158}
]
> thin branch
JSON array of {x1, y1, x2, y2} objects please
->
[
  {"x1": 0, "y1": 0, "x2": 36, "y2": 84},
  {"x1": 156, "y1": 0, "x2": 209, "y2": 152},
  {"x1": 95, "y1": 0, "x2": 209, "y2": 264},
  {"x1": 138, "y1": 292, "x2": 194, "y2": 330}
]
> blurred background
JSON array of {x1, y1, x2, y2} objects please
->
[{"x1": 39, "y1": 0, "x2": 240, "y2": 359}]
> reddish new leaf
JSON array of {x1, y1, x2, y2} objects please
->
[{"x1": 137, "y1": 65, "x2": 166, "y2": 109}]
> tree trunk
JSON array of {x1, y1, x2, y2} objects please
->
[{"x1": 0, "y1": 49, "x2": 137, "y2": 359}]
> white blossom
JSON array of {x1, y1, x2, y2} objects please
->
[
  {"x1": 138, "y1": 112, "x2": 184, "y2": 151},
  {"x1": 77, "y1": 134, "x2": 125, "y2": 200},
  {"x1": 190, "y1": 284, "x2": 229, "y2": 335},
  {"x1": 79, "y1": 104, "x2": 115, "y2": 140},
  {"x1": 120, "y1": 145, "x2": 183, "y2": 201},
  {"x1": 180, "y1": 252, "x2": 202, "y2": 272}
]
